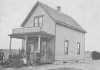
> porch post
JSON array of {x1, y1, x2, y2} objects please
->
[
  {"x1": 38, "y1": 35, "x2": 41, "y2": 52},
  {"x1": 22, "y1": 39, "x2": 26, "y2": 57},
  {"x1": 24, "y1": 36, "x2": 28, "y2": 55},
  {"x1": 22, "y1": 39, "x2": 24, "y2": 50},
  {"x1": 9, "y1": 36, "x2": 12, "y2": 55},
  {"x1": 24, "y1": 36, "x2": 28, "y2": 64}
]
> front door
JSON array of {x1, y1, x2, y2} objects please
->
[
  {"x1": 41, "y1": 38, "x2": 47, "y2": 63},
  {"x1": 27, "y1": 38, "x2": 38, "y2": 64}
]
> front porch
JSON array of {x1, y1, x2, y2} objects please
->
[{"x1": 9, "y1": 27, "x2": 55, "y2": 65}]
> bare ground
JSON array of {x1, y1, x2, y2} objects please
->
[{"x1": 1, "y1": 61, "x2": 100, "y2": 70}]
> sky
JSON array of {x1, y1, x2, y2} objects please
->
[{"x1": 0, "y1": 0, "x2": 100, "y2": 51}]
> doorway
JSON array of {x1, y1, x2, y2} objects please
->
[
  {"x1": 27, "y1": 38, "x2": 38, "y2": 64},
  {"x1": 40, "y1": 38, "x2": 48, "y2": 63}
]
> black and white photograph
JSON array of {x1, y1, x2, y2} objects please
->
[{"x1": 0, "y1": 0, "x2": 100, "y2": 70}]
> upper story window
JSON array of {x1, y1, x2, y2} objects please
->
[
  {"x1": 77, "y1": 42, "x2": 80, "y2": 55},
  {"x1": 64, "y1": 40, "x2": 69, "y2": 55},
  {"x1": 34, "y1": 15, "x2": 44, "y2": 27}
]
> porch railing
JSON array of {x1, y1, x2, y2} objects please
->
[{"x1": 13, "y1": 27, "x2": 41, "y2": 34}]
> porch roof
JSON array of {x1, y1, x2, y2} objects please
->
[{"x1": 9, "y1": 31, "x2": 55, "y2": 39}]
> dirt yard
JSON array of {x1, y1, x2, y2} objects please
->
[{"x1": 1, "y1": 61, "x2": 100, "y2": 70}]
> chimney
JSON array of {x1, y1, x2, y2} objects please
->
[{"x1": 57, "y1": 6, "x2": 61, "y2": 11}]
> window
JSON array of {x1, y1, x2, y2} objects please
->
[
  {"x1": 77, "y1": 42, "x2": 80, "y2": 55},
  {"x1": 34, "y1": 16, "x2": 38, "y2": 27},
  {"x1": 39, "y1": 16, "x2": 43, "y2": 26},
  {"x1": 64, "y1": 40, "x2": 69, "y2": 55},
  {"x1": 34, "y1": 15, "x2": 43, "y2": 27}
]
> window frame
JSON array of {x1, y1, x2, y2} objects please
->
[
  {"x1": 34, "y1": 16, "x2": 38, "y2": 27},
  {"x1": 33, "y1": 15, "x2": 44, "y2": 27},
  {"x1": 77, "y1": 42, "x2": 80, "y2": 55},
  {"x1": 64, "y1": 40, "x2": 69, "y2": 55},
  {"x1": 39, "y1": 15, "x2": 43, "y2": 27}
]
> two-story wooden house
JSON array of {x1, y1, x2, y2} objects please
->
[{"x1": 9, "y1": 1, "x2": 86, "y2": 64}]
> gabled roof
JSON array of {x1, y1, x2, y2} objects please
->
[{"x1": 21, "y1": 1, "x2": 87, "y2": 33}]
